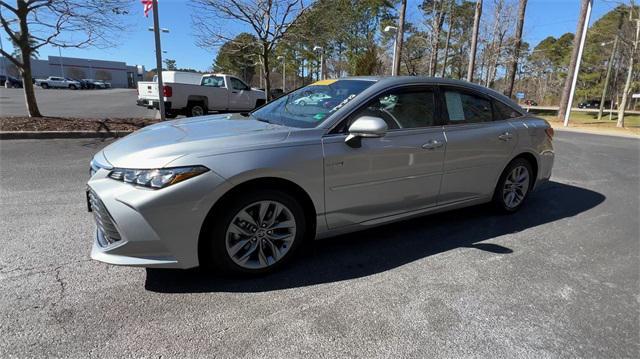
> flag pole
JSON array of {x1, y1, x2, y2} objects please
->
[{"x1": 152, "y1": 0, "x2": 166, "y2": 121}]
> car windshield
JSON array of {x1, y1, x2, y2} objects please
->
[{"x1": 251, "y1": 79, "x2": 375, "y2": 128}]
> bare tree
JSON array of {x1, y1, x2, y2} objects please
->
[
  {"x1": 0, "y1": 0, "x2": 132, "y2": 117},
  {"x1": 394, "y1": 0, "x2": 407, "y2": 77},
  {"x1": 467, "y1": 0, "x2": 482, "y2": 82},
  {"x1": 505, "y1": 0, "x2": 527, "y2": 98},
  {"x1": 617, "y1": 5, "x2": 639, "y2": 128},
  {"x1": 192, "y1": 0, "x2": 307, "y2": 100}
]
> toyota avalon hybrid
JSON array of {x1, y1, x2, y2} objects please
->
[{"x1": 87, "y1": 77, "x2": 554, "y2": 274}]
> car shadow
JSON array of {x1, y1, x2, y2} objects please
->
[{"x1": 144, "y1": 181, "x2": 605, "y2": 293}]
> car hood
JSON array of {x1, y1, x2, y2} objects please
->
[{"x1": 101, "y1": 114, "x2": 290, "y2": 168}]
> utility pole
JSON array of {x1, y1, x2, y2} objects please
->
[
  {"x1": 559, "y1": 0, "x2": 592, "y2": 126},
  {"x1": 505, "y1": 0, "x2": 527, "y2": 98},
  {"x1": 617, "y1": 11, "x2": 639, "y2": 128},
  {"x1": 151, "y1": 0, "x2": 166, "y2": 121},
  {"x1": 467, "y1": 0, "x2": 482, "y2": 82},
  {"x1": 597, "y1": 12, "x2": 624, "y2": 121},
  {"x1": 394, "y1": 0, "x2": 407, "y2": 77}
]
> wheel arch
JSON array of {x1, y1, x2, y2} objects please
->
[
  {"x1": 198, "y1": 176, "x2": 318, "y2": 263},
  {"x1": 187, "y1": 95, "x2": 208, "y2": 108}
]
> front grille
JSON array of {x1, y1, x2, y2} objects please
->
[{"x1": 88, "y1": 189, "x2": 122, "y2": 247}]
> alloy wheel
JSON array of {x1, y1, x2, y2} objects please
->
[
  {"x1": 502, "y1": 165, "x2": 530, "y2": 209},
  {"x1": 225, "y1": 200, "x2": 296, "y2": 269}
]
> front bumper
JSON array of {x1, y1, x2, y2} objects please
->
[{"x1": 87, "y1": 165, "x2": 230, "y2": 269}]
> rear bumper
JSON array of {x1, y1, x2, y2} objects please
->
[{"x1": 136, "y1": 98, "x2": 172, "y2": 111}]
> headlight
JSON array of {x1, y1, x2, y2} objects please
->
[{"x1": 108, "y1": 166, "x2": 209, "y2": 189}]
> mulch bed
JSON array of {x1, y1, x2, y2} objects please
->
[{"x1": 0, "y1": 116, "x2": 160, "y2": 132}]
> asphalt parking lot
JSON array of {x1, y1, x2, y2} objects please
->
[
  {"x1": 0, "y1": 131, "x2": 638, "y2": 357},
  {"x1": 0, "y1": 87, "x2": 156, "y2": 119}
]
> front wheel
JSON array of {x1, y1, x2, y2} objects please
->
[
  {"x1": 69, "y1": 84, "x2": 77, "y2": 90},
  {"x1": 493, "y1": 158, "x2": 533, "y2": 213},
  {"x1": 41, "y1": 83, "x2": 49, "y2": 89},
  {"x1": 202, "y1": 189, "x2": 306, "y2": 275}
]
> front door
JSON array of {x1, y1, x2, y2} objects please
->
[
  {"x1": 228, "y1": 77, "x2": 252, "y2": 110},
  {"x1": 438, "y1": 87, "x2": 519, "y2": 205},
  {"x1": 322, "y1": 86, "x2": 446, "y2": 228}
]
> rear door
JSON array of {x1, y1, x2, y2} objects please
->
[
  {"x1": 438, "y1": 86, "x2": 518, "y2": 205},
  {"x1": 322, "y1": 85, "x2": 446, "y2": 228}
]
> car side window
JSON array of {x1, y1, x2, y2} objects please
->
[
  {"x1": 443, "y1": 90, "x2": 492, "y2": 124},
  {"x1": 231, "y1": 78, "x2": 248, "y2": 91},
  {"x1": 339, "y1": 88, "x2": 436, "y2": 132},
  {"x1": 202, "y1": 76, "x2": 224, "y2": 87},
  {"x1": 493, "y1": 100, "x2": 522, "y2": 121}
]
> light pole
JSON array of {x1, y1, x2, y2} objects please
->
[
  {"x1": 563, "y1": 0, "x2": 592, "y2": 127},
  {"x1": 277, "y1": 55, "x2": 285, "y2": 91},
  {"x1": 313, "y1": 46, "x2": 324, "y2": 80},
  {"x1": 56, "y1": 46, "x2": 65, "y2": 78},
  {"x1": 384, "y1": 26, "x2": 398, "y2": 76},
  {"x1": 147, "y1": 6, "x2": 169, "y2": 121}
]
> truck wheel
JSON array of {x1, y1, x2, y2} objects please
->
[
  {"x1": 186, "y1": 102, "x2": 206, "y2": 117},
  {"x1": 255, "y1": 99, "x2": 266, "y2": 109},
  {"x1": 41, "y1": 83, "x2": 49, "y2": 89},
  {"x1": 69, "y1": 84, "x2": 77, "y2": 90}
]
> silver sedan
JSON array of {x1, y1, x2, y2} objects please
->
[{"x1": 87, "y1": 77, "x2": 554, "y2": 274}]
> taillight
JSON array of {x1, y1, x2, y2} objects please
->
[
  {"x1": 545, "y1": 127, "x2": 554, "y2": 139},
  {"x1": 162, "y1": 85, "x2": 172, "y2": 97}
]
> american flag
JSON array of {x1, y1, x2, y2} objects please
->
[{"x1": 141, "y1": 0, "x2": 154, "y2": 17}]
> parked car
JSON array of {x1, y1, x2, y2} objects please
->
[
  {"x1": 136, "y1": 73, "x2": 266, "y2": 118},
  {"x1": 88, "y1": 76, "x2": 554, "y2": 275},
  {"x1": 523, "y1": 99, "x2": 538, "y2": 106},
  {"x1": 35, "y1": 76, "x2": 80, "y2": 89},
  {"x1": 269, "y1": 88, "x2": 285, "y2": 100},
  {"x1": 93, "y1": 80, "x2": 111, "y2": 89},
  {"x1": 293, "y1": 92, "x2": 332, "y2": 106},
  {"x1": 578, "y1": 100, "x2": 601, "y2": 109},
  {"x1": 0, "y1": 75, "x2": 23, "y2": 88}
]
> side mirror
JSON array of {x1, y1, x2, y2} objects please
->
[{"x1": 345, "y1": 116, "x2": 388, "y2": 143}]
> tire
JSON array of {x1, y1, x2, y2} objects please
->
[
  {"x1": 41, "y1": 83, "x2": 49, "y2": 89},
  {"x1": 493, "y1": 158, "x2": 534, "y2": 213},
  {"x1": 186, "y1": 102, "x2": 206, "y2": 117},
  {"x1": 69, "y1": 84, "x2": 77, "y2": 90},
  {"x1": 201, "y1": 189, "x2": 306, "y2": 275},
  {"x1": 298, "y1": 100, "x2": 306, "y2": 106}
]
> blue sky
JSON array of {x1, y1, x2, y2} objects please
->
[{"x1": 12, "y1": 0, "x2": 622, "y2": 72}]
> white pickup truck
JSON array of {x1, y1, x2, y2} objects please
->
[
  {"x1": 36, "y1": 76, "x2": 81, "y2": 90},
  {"x1": 136, "y1": 73, "x2": 266, "y2": 118}
]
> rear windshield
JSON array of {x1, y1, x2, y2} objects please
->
[{"x1": 251, "y1": 79, "x2": 375, "y2": 128}]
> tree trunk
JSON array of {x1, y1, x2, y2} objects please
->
[
  {"x1": 440, "y1": 4, "x2": 454, "y2": 78},
  {"x1": 617, "y1": 12, "x2": 639, "y2": 128},
  {"x1": 506, "y1": 0, "x2": 527, "y2": 98},
  {"x1": 429, "y1": 6, "x2": 445, "y2": 77},
  {"x1": 262, "y1": 43, "x2": 271, "y2": 102},
  {"x1": 558, "y1": 0, "x2": 590, "y2": 120},
  {"x1": 467, "y1": 0, "x2": 482, "y2": 82},
  {"x1": 16, "y1": 0, "x2": 42, "y2": 117}
]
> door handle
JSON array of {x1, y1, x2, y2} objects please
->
[
  {"x1": 422, "y1": 139, "x2": 444, "y2": 150},
  {"x1": 498, "y1": 132, "x2": 513, "y2": 141}
]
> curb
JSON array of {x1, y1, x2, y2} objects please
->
[
  {"x1": 551, "y1": 126, "x2": 639, "y2": 139},
  {"x1": 0, "y1": 131, "x2": 133, "y2": 140}
]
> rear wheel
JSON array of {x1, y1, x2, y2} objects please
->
[
  {"x1": 69, "y1": 84, "x2": 77, "y2": 90},
  {"x1": 493, "y1": 158, "x2": 533, "y2": 213},
  {"x1": 186, "y1": 101, "x2": 206, "y2": 117},
  {"x1": 201, "y1": 189, "x2": 306, "y2": 275}
]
